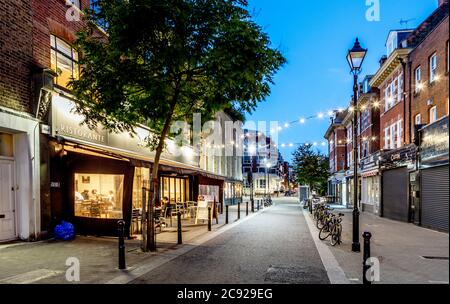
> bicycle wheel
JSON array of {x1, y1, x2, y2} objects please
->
[
  {"x1": 319, "y1": 225, "x2": 331, "y2": 240},
  {"x1": 330, "y1": 224, "x2": 342, "y2": 246},
  {"x1": 316, "y1": 217, "x2": 324, "y2": 229}
]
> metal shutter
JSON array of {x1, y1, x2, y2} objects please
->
[
  {"x1": 382, "y1": 167, "x2": 408, "y2": 222},
  {"x1": 421, "y1": 165, "x2": 449, "y2": 232}
]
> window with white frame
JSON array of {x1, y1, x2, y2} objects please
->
[
  {"x1": 390, "y1": 123, "x2": 396, "y2": 149},
  {"x1": 50, "y1": 35, "x2": 79, "y2": 89},
  {"x1": 430, "y1": 53, "x2": 437, "y2": 83},
  {"x1": 414, "y1": 67, "x2": 422, "y2": 93},
  {"x1": 415, "y1": 114, "x2": 421, "y2": 125},
  {"x1": 396, "y1": 120, "x2": 403, "y2": 148},
  {"x1": 384, "y1": 127, "x2": 389, "y2": 149},
  {"x1": 397, "y1": 73, "x2": 403, "y2": 101},
  {"x1": 429, "y1": 106, "x2": 437, "y2": 124}
]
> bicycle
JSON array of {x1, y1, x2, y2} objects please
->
[
  {"x1": 318, "y1": 213, "x2": 344, "y2": 245},
  {"x1": 330, "y1": 213, "x2": 344, "y2": 246}
]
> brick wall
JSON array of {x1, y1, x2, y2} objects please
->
[
  {"x1": 379, "y1": 66, "x2": 409, "y2": 149},
  {"x1": 0, "y1": 0, "x2": 33, "y2": 113},
  {"x1": 32, "y1": 0, "x2": 90, "y2": 70},
  {"x1": 407, "y1": 16, "x2": 449, "y2": 138}
]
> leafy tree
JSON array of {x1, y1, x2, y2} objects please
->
[
  {"x1": 292, "y1": 144, "x2": 329, "y2": 195},
  {"x1": 70, "y1": 0, "x2": 285, "y2": 251}
]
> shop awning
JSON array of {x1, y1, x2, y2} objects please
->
[{"x1": 60, "y1": 137, "x2": 227, "y2": 181}]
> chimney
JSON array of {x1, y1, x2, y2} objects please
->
[
  {"x1": 379, "y1": 55, "x2": 388, "y2": 67},
  {"x1": 438, "y1": 0, "x2": 449, "y2": 6}
]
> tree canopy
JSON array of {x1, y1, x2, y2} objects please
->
[
  {"x1": 70, "y1": 0, "x2": 285, "y2": 251},
  {"x1": 292, "y1": 144, "x2": 329, "y2": 195}
]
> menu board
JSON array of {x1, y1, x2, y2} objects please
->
[{"x1": 195, "y1": 196, "x2": 212, "y2": 224}]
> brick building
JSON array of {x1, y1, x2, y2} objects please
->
[
  {"x1": 358, "y1": 76, "x2": 381, "y2": 214},
  {"x1": 406, "y1": 0, "x2": 449, "y2": 232},
  {"x1": 324, "y1": 110, "x2": 347, "y2": 205},
  {"x1": 0, "y1": 0, "x2": 40, "y2": 241}
]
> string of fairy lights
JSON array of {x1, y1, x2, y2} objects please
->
[{"x1": 240, "y1": 97, "x2": 383, "y2": 150}]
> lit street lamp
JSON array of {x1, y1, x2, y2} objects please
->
[{"x1": 347, "y1": 38, "x2": 367, "y2": 253}]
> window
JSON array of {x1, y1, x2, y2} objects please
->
[
  {"x1": 0, "y1": 133, "x2": 14, "y2": 157},
  {"x1": 50, "y1": 35, "x2": 79, "y2": 89},
  {"x1": 390, "y1": 123, "x2": 396, "y2": 149},
  {"x1": 414, "y1": 67, "x2": 422, "y2": 93},
  {"x1": 384, "y1": 128, "x2": 389, "y2": 149},
  {"x1": 160, "y1": 176, "x2": 190, "y2": 204},
  {"x1": 74, "y1": 173, "x2": 124, "y2": 219},
  {"x1": 415, "y1": 114, "x2": 421, "y2": 125},
  {"x1": 259, "y1": 179, "x2": 266, "y2": 188},
  {"x1": 397, "y1": 73, "x2": 403, "y2": 101},
  {"x1": 429, "y1": 106, "x2": 437, "y2": 124},
  {"x1": 396, "y1": 120, "x2": 403, "y2": 148},
  {"x1": 362, "y1": 141, "x2": 369, "y2": 158},
  {"x1": 429, "y1": 53, "x2": 437, "y2": 83}
]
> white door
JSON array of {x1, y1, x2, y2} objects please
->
[{"x1": 0, "y1": 160, "x2": 15, "y2": 240}]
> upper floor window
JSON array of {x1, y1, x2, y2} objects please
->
[
  {"x1": 429, "y1": 106, "x2": 437, "y2": 124},
  {"x1": 414, "y1": 67, "x2": 422, "y2": 93},
  {"x1": 415, "y1": 114, "x2": 421, "y2": 125},
  {"x1": 429, "y1": 53, "x2": 437, "y2": 83},
  {"x1": 50, "y1": 35, "x2": 79, "y2": 89},
  {"x1": 361, "y1": 141, "x2": 369, "y2": 158}
]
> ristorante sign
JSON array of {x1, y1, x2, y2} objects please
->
[{"x1": 51, "y1": 95, "x2": 199, "y2": 167}]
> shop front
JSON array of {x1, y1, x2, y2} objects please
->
[
  {"x1": 224, "y1": 180, "x2": 243, "y2": 206},
  {"x1": 327, "y1": 172, "x2": 345, "y2": 205},
  {"x1": 417, "y1": 117, "x2": 449, "y2": 232},
  {"x1": 44, "y1": 95, "x2": 201, "y2": 237},
  {"x1": 379, "y1": 145, "x2": 417, "y2": 222},
  {"x1": 360, "y1": 152, "x2": 381, "y2": 215}
]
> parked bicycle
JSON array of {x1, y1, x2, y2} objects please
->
[{"x1": 318, "y1": 212, "x2": 344, "y2": 246}]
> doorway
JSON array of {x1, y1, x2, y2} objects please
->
[{"x1": 0, "y1": 159, "x2": 16, "y2": 241}]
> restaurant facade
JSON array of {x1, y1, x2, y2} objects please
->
[{"x1": 39, "y1": 94, "x2": 243, "y2": 237}]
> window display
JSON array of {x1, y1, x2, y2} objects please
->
[{"x1": 74, "y1": 173, "x2": 124, "y2": 219}]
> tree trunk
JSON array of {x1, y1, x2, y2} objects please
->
[{"x1": 144, "y1": 94, "x2": 178, "y2": 252}]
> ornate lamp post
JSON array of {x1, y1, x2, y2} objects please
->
[{"x1": 347, "y1": 38, "x2": 367, "y2": 253}]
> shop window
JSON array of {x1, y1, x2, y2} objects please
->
[
  {"x1": 160, "y1": 176, "x2": 190, "y2": 204},
  {"x1": 0, "y1": 133, "x2": 13, "y2": 157},
  {"x1": 50, "y1": 35, "x2": 79, "y2": 89},
  {"x1": 132, "y1": 167, "x2": 150, "y2": 210},
  {"x1": 74, "y1": 173, "x2": 124, "y2": 219}
]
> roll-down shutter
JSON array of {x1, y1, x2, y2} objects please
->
[
  {"x1": 421, "y1": 165, "x2": 449, "y2": 232},
  {"x1": 382, "y1": 167, "x2": 408, "y2": 222}
]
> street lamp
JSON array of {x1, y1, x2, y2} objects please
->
[{"x1": 347, "y1": 38, "x2": 367, "y2": 253}]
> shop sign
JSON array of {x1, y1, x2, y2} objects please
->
[
  {"x1": 360, "y1": 152, "x2": 380, "y2": 172},
  {"x1": 51, "y1": 95, "x2": 199, "y2": 167},
  {"x1": 420, "y1": 116, "x2": 449, "y2": 167},
  {"x1": 380, "y1": 145, "x2": 416, "y2": 169}
]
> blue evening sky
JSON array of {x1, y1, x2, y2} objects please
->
[{"x1": 244, "y1": 0, "x2": 438, "y2": 162}]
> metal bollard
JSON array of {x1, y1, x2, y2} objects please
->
[
  {"x1": 208, "y1": 206, "x2": 212, "y2": 231},
  {"x1": 246, "y1": 201, "x2": 249, "y2": 216},
  {"x1": 238, "y1": 202, "x2": 241, "y2": 220},
  {"x1": 118, "y1": 220, "x2": 126, "y2": 270},
  {"x1": 177, "y1": 212, "x2": 182, "y2": 245},
  {"x1": 363, "y1": 231, "x2": 372, "y2": 285},
  {"x1": 251, "y1": 199, "x2": 254, "y2": 213},
  {"x1": 309, "y1": 199, "x2": 313, "y2": 214},
  {"x1": 257, "y1": 199, "x2": 260, "y2": 211},
  {"x1": 225, "y1": 205, "x2": 229, "y2": 224}
]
